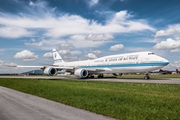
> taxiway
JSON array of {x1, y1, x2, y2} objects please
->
[{"x1": 0, "y1": 75, "x2": 180, "y2": 84}]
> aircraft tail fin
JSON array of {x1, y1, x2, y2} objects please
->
[{"x1": 52, "y1": 49, "x2": 65, "y2": 63}]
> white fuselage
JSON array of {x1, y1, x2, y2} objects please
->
[{"x1": 53, "y1": 51, "x2": 169, "y2": 74}]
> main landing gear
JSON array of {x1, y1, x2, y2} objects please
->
[
  {"x1": 98, "y1": 74, "x2": 104, "y2": 78},
  {"x1": 144, "y1": 73, "x2": 150, "y2": 80},
  {"x1": 86, "y1": 74, "x2": 104, "y2": 79},
  {"x1": 87, "y1": 74, "x2": 94, "y2": 78}
]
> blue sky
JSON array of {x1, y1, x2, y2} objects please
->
[{"x1": 0, "y1": 0, "x2": 180, "y2": 73}]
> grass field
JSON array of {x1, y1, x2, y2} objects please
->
[{"x1": 0, "y1": 78, "x2": 180, "y2": 120}]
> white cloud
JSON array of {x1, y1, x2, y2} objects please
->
[
  {"x1": 14, "y1": 50, "x2": 38, "y2": 61},
  {"x1": 29, "y1": 1, "x2": 34, "y2": 6},
  {"x1": 109, "y1": 44, "x2": 124, "y2": 51},
  {"x1": 106, "y1": 11, "x2": 155, "y2": 32},
  {"x1": 0, "y1": 26, "x2": 32, "y2": 38},
  {"x1": 170, "y1": 49, "x2": 180, "y2": 53},
  {"x1": 153, "y1": 38, "x2": 180, "y2": 50},
  {"x1": 43, "y1": 52, "x2": 53, "y2": 58},
  {"x1": 154, "y1": 29, "x2": 176, "y2": 37},
  {"x1": 25, "y1": 41, "x2": 43, "y2": 47},
  {"x1": 85, "y1": 53, "x2": 97, "y2": 59},
  {"x1": 154, "y1": 24, "x2": 180, "y2": 37},
  {"x1": 64, "y1": 56, "x2": 78, "y2": 61},
  {"x1": 0, "y1": 60, "x2": 4, "y2": 65},
  {"x1": 92, "y1": 50, "x2": 102, "y2": 55},
  {"x1": 28, "y1": 0, "x2": 47, "y2": 10},
  {"x1": 0, "y1": 60, "x2": 17, "y2": 66},
  {"x1": 167, "y1": 60, "x2": 180, "y2": 70},
  {"x1": 59, "y1": 49, "x2": 71, "y2": 55},
  {"x1": 0, "y1": 10, "x2": 154, "y2": 39},
  {"x1": 58, "y1": 43, "x2": 74, "y2": 49},
  {"x1": 85, "y1": 33, "x2": 114, "y2": 41},
  {"x1": 89, "y1": 0, "x2": 99, "y2": 6},
  {"x1": 68, "y1": 34, "x2": 105, "y2": 48},
  {"x1": 71, "y1": 50, "x2": 82, "y2": 55}
]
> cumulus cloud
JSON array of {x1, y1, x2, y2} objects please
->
[
  {"x1": 154, "y1": 24, "x2": 180, "y2": 37},
  {"x1": 63, "y1": 56, "x2": 78, "y2": 61},
  {"x1": 57, "y1": 43, "x2": 74, "y2": 49},
  {"x1": 89, "y1": 0, "x2": 99, "y2": 6},
  {"x1": 0, "y1": 60, "x2": 4, "y2": 65},
  {"x1": 25, "y1": 41, "x2": 43, "y2": 47},
  {"x1": 43, "y1": 52, "x2": 53, "y2": 58},
  {"x1": 107, "y1": 11, "x2": 155, "y2": 32},
  {"x1": 92, "y1": 50, "x2": 102, "y2": 55},
  {"x1": 29, "y1": 1, "x2": 34, "y2": 6},
  {"x1": 59, "y1": 49, "x2": 71, "y2": 55},
  {"x1": 85, "y1": 34, "x2": 114, "y2": 41},
  {"x1": 109, "y1": 44, "x2": 124, "y2": 51},
  {"x1": 71, "y1": 50, "x2": 82, "y2": 55},
  {"x1": 170, "y1": 49, "x2": 180, "y2": 53},
  {"x1": 0, "y1": 60, "x2": 17, "y2": 66},
  {"x1": 167, "y1": 60, "x2": 180, "y2": 70},
  {"x1": 0, "y1": 10, "x2": 154, "y2": 39},
  {"x1": 14, "y1": 50, "x2": 38, "y2": 61},
  {"x1": 85, "y1": 53, "x2": 97, "y2": 59},
  {"x1": 153, "y1": 38, "x2": 180, "y2": 51},
  {"x1": 154, "y1": 29, "x2": 176, "y2": 37},
  {"x1": 0, "y1": 26, "x2": 32, "y2": 38},
  {"x1": 68, "y1": 34, "x2": 105, "y2": 48}
]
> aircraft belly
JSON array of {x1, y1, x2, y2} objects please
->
[{"x1": 105, "y1": 65, "x2": 165, "y2": 73}]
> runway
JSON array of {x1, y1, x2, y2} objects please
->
[
  {"x1": 0, "y1": 75, "x2": 180, "y2": 84},
  {"x1": 0, "y1": 86, "x2": 114, "y2": 120}
]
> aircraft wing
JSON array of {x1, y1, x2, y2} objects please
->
[
  {"x1": 53, "y1": 66, "x2": 74, "y2": 69},
  {"x1": 7, "y1": 65, "x2": 74, "y2": 70},
  {"x1": 5, "y1": 65, "x2": 44, "y2": 68},
  {"x1": 83, "y1": 68, "x2": 106, "y2": 72},
  {"x1": 54, "y1": 66, "x2": 111, "y2": 72}
]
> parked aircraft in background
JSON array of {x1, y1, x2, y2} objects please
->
[{"x1": 12, "y1": 49, "x2": 169, "y2": 79}]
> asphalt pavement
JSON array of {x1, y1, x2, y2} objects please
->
[{"x1": 0, "y1": 86, "x2": 114, "y2": 120}]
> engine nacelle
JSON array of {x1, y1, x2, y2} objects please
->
[
  {"x1": 74, "y1": 68, "x2": 88, "y2": 79},
  {"x1": 113, "y1": 73, "x2": 123, "y2": 76},
  {"x1": 44, "y1": 67, "x2": 57, "y2": 76}
]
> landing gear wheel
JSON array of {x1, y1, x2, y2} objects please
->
[
  {"x1": 98, "y1": 74, "x2": 104, "y2": 78},
  {"x1": 87, "y1": 75, "x2": 94, "y2": 78},
  {"x1": 90, "y1": 75, "x2": 94, "y2": 78},
  {"x1": 144, "y1": 76, "x2": 150, "y2": 80}
]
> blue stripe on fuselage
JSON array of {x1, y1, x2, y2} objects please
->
[{"x1": 81, "y1": 62, "x2": 169, "y2": 69}]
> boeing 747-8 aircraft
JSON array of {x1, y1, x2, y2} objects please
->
[{"x1": 14, "y1": 49, "x2": 169, "y2": 79}]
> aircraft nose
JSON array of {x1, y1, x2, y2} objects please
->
[{"x1": 162, "y1": 58, "x2": 169, "y2": 65}]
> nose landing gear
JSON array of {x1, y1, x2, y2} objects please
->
[{"x1": 144, "y1": 73, "x2": 150, "y2": 80}]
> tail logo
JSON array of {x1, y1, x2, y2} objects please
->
[{"x1": 54, "y1": 53, "x2": 57, "y2": 58}]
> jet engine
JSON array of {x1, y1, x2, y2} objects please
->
[
  {"x1": 44, "y1": 67, "x2": 57, "y2": 76},
  {"x1": 74, "y1": 68, "x2": 88, "y2": 79}
]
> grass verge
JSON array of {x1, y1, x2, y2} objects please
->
[{"x1": 0, "y1": 78, "x2": 180, "y2": 120}]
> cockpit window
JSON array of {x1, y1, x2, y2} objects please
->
[{"x1": 148, "y1": 53, "x2": 155, "y2": 55}]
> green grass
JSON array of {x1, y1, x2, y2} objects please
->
[{"x1": 0, "y1": 78, "x2": 180, "y2": 120}]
